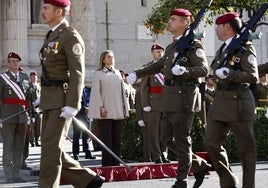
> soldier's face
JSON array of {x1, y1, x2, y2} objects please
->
[
  {"x1": 152, "y1": 49, "x2": 164, "y2": 61},
  {"x1": 167, "y1": 15, "x2": 188, "y2": 36},
  {"x1": 7, "y1": 58, "x2": 20, "y2": 73},
  {"x1": 41, "y1": 4, "x2": 61, "y2": 27},
  {"x1": 216, "y1": 23, "x2": 228, "y2": 42},
  {"x1": 30, "y1": 75, "x2": 38, "y2": 83}
]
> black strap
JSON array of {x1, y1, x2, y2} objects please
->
[
  {"x1": 219, "y1": 42, "x2": 226, "y2": 56},
  {"x1": 46, "y1": 30, "x2": 52, "y2": 40}
]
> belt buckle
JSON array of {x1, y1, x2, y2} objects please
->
[{"x1": 63, "y1": 83, "x2": 68, "y2": 94}]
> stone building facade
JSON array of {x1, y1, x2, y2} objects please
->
[{"x1": 0, "y1": 0, "x2": 267, "y2": 82}]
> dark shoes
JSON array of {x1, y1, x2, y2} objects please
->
[
  {"x1": 30, "y1": 141, "x2": 41, "y2": 147},
  {"x1": 35, "y1": 142, "x2": 41, "y2": 147},
  {"x1": 155, "y1": 158, "x2": 171, "y2": 163},
  {"x1": 21, "y1": 163, "x2": 32, "y2": 170},
  {"x1": 193, "y1": 163, "x2": 212, "y2": 188},
  {"x1": 86, "y1": 175, "x2": 105, "y2": 188},
  {"x1": 73, "y1": 155, "x2": 80, "y2": 160},
  {"x1": 155, "y1": 159, "x2": 163, "y2": 164},
  {"x1": 85, "y1": 151, "x2": 96, "y2": 159},
  {"x1": 74, "y1": 152, "x2": 96, "y2": 160},
  {"x1": 162, "y1": 157, "x2": 171, "y2": 163}
]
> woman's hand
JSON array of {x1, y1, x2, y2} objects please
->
[
  {"x1": 100, "y1": 106, "x2": 107, "y2": 118},
  {"x1": 123, "y1": 106, "x2": 126, "y2": 117}
]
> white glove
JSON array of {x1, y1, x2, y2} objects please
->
[
  {"x1": 60, "y1": 106, "x2": 78, "y2": 119},
  {"x1": 138, "y1": 120, "x2": 145, "y2": 127},
  {"x1": 172, "y1": 65, "x2": 186, "y2": 76},
  {"x1": 215, "y1": 67, "x2": 229, "y2": 79},
  {"x1": 27, "y1": 116, "x2": 31, "y2": 125},
  {"x1": 126, "y1": 72, "x2": 137, "y2": 85},
  {"x1": 143, "y1": 106, "x2": 152, "y2": 112},
  {"x1": 33, "y1": 97, "x2": 40, "y2": 106},
  {"x1": 265, "y1": 108, "x2": 268, "y2": 118}
]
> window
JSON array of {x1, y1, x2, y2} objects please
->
[
  {"x1": 141, "y1": 0, "x2": 147, "y2": 7},
  {"x1": 30, "y1": 0, "x2": 43, "y2": 24}
]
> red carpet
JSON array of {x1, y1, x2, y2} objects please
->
[{"x1": 60, "y1": 152, "x2": 211, "y2": 184}]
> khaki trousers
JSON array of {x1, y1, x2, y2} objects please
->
[
  {"x1": 205, "y1": 118, "x2": 256, "y2": 188},
  {"x1": 38, "y1": 109, "x2": 96, "y2": 188}
]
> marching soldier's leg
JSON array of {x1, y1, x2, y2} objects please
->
[{"x1": 205, "y1": 118, "x2": 238, "y2": 187}]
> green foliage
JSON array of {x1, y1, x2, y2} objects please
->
[
  {"x1": 121, "y1": 109, "x2": 143, "y2": 162},
  {"x1": 144, "y1": 0, "x2": 268, "y2": 36},
  {"x1": 191, "y1": 115, "x2": 206, "y2": 152},
  {"x1": 253, "y1": 109, "x2": 268, "y2": 160},
  {"x1": 122, "y1": 110, "x2": 268, "y2": 162}
]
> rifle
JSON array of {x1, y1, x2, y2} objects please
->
[
  {"x1": 174, "y1": 0, "x2": 213, "y2": 66},
  {"x1": 219, "y1": 3, "x2": 268, "y2": 69}
]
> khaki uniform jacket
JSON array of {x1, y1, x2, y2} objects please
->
[
  {"x1": 135, "y1": 39, "x2": 209, "y2": 112},
  {"x1": 39, "y1": 19, "x2": 85, "y2": 111},
  {"x1": 0, "y1": 71, "x2": 29, "y2": 124},
  {"x1": 209, "y1": 41, "x2": 258, "y2": 121},
  {"x1": 140, "y1": 61, "x2": 163, "y2": 112},
  {"x1": 256, "y1": 82, "x2": 268, "y2": 107},
  {"x1": 133, "y1": 80, "x2": 143, "y2": 121},
  {"x1": 26, "y1": 82, "x2": 41, "y2": 113}
]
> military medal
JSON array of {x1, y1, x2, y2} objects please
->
[{"x1": 54, "y1": 42, "x2": 59, "y2": 54}]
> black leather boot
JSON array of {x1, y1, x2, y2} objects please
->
[{"x1": 86, "y1": 175, "x2": 105, "y2": 188}]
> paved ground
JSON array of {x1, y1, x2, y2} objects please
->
[{"x1": 0, "y1": 132, "x2": 267, "y2": 188}]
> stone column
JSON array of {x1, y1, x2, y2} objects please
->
[
  {"x1": 70, "y1": 0, "x2": 97, "y2": 82},
  {"x1": 0, "y1": 0, "x2": 3, "y2": 68},
  {"x1": 2, "y1": 0, "x2": 28, "y2": 67}
]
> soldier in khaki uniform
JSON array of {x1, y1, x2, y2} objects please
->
[
  {"x1": 127, "y1": 8, "x2": 210, "y2": 188},
  {"x1": 205, "y1": 12, "x2": 258, "y2": 188},
  {"x1": 199, "y1": 74, "x2": 215, "y2": 126},
  {"x1": 0, "y1": 52, "x2": 29, "y2": 183},
  {"x1": 140, "y1": 44, "x2": 167, "y2": 163},
  {"x1": 27, "y1": 71, "x2": 42, "y2": 147},
  {"x1": 256, "y1": 73, "x2": 268, "y2": 107},
  {"x1": 38, "y1": 0, "x2": 104, "y2": 187}
]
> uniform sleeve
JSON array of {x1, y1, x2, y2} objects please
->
[
  {"x1": 140, "y1": 76, "x2": 150, "y2": 107},
  {"x1": 64, "y1": 31, "x2": 85, "y2": 109},
  {"x1": 225, "y1": 44, "x2": 258, "y2": 84},
  {"x1": 181, "y1": 41, "x2": 209, "y2": 78}
]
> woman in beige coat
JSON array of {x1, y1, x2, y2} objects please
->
[{"x1": 88, "y1": 50, "x2": 129, "y2": 166}]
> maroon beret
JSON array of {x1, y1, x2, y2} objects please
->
[
  {"x1": 170, "y1": 8, "x2": 192, "y2": 17},
  {"x1": 44, "y1": 0, "x2": 71, "y2": 7},
  {"x1": 30, "y1": 71, "x2": 37, "y2": 76},
  {"x1": 215, "y1": 12, "x2": 239, "y2": 25},
  {"x1": 151, "y1": 44, "x2": 164, "y2": 51},
  {"x1": 7, "y1": 52, "x2": 21, "y2": 61},
  {"x1": 205, "y1": 74, "x2": 214, "y2": 80},
  {"x1": 259, "y1": 73, "x2": 266, "y2": 77}
]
